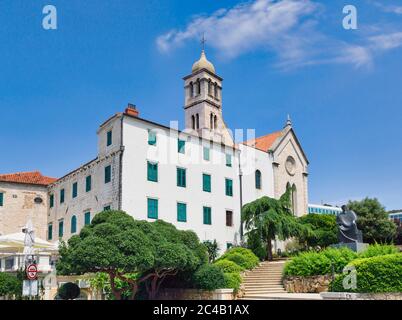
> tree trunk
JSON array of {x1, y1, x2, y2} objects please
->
[{"x1": 266, "y1": 239, "x2": 273, "y2": 261}]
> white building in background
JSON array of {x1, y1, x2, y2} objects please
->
[
  {"x1": 1, "y1": 50, "x2": 310, "y2": 253},
  {"x1": 308, "y1": 204, "x2": 342, "y2": 215}
]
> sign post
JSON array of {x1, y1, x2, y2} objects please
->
[{"x1": 23, "y1": 264, "x2": 39, "y2": 298}]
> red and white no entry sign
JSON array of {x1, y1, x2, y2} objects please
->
[{"x1": 26, "y1": 264, "x2": 38, "y2": 280}]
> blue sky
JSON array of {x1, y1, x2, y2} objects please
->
[{"x1": 0, "y1": 0, "x2": 401, "y2": 210}]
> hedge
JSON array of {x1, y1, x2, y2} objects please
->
[
  {"x1": 193, "y1": 264, "x2": 226, "y2": 291},
  {"x1": 330, "y1": 253, "x2": 402, "y2": 293},
  {"x1": 284, "y1": 247, "x2": 357, "y2": 277},
  {"x1": 358, "y1": 244, "x2": 399, "y2": 259},
  {"x1": 218, "y1": 247, "x2": 259, "y2": 270},
  {"x1": 223, "y1": 273, "x2": 242, "y2": 292},
  {"x1": 214, "y1": 259, "x2": 245, "y2": 273}
]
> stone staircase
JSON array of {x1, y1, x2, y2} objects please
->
[{"x1": 241, "y1": 260, "x2": 287, "y2": 298}]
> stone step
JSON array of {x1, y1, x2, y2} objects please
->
[
  {"x1": 244, "y1": 282, "x2": 283, "y2": 287},
  {"x1": 243, "y1": 276, "x2": 283, "y2": 280},
  {"x1": 244, "y1": 290, "x2": 287, "y2": 295}
]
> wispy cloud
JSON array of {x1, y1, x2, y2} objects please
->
[
  {"x1": 157, "y1": 0, "x2": 402, "y2": 70},
  {"x1": 371, "y1": 1, "x2": 402, "y2": 15}
]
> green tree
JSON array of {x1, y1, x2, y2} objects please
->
[
  {"x1": 242, "y1": 189, "x2": 311, "y2": 261},
  {"x1": 0, "y1": 273, "x2": 22, "y2": 299},
  {"x1": 297, "y1": 214, "x2": 338, "y2": 249},
  {"x1": 348, "y1": 198, "x2": 397, "y2": 244},
  {"x1": 203, "y1": 240, "x2": 219, "y2": 263}
]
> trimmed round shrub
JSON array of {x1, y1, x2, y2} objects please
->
[
  {"x1": 214, "y1": 259, "x2": 245, "y2": 273},
  {"x1": 193, "y1": 264, "x2": 226, "y2": 291},
  {"x1": 224, "y1": 273, "x2": 242, "y2": 292},
  {"x1": 219, "y1": 247, "x2": 259, "y2": 270},
  {"x1": 58, "y1": 282, "x2": 81, "y2": 300},
  {"x1": 358, "y1": 244, "x2": 399, "y2": 259},
  {"x1": 330, "y1": 253, "x2": 402, "y2": 293}
]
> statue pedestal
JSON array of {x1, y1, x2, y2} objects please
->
[{"x1": 332, "y1": 242, "x2": 368, "y2": 253}]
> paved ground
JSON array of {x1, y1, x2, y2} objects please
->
[{"x1": 240, "y1": 293, "x2": 323, "y2": 300}]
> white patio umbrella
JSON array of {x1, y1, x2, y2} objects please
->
[{"x1": 0, "y1": 232, "x2": 58, "y2": 253}]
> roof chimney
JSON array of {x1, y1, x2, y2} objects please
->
[{"x1": 125, "y1": 103, "x2": 139, "y2": 117}]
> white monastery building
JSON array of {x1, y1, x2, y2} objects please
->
[{"x1": 0, "y1": 50, "x2": 309, "y2": 253}]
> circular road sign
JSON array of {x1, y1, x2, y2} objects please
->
[{"x1": 26, "y1": 264, "x2": 38, "y2": 280}]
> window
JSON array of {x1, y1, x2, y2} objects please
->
[
  {"x1": 58, "y1": 220, "x2": 64, "y2": 238},
  {"x1": 72, "y1": 182, "x2": 78, "y2": 198},
  {"x1": 226, "y1": 154, "x2": 232, "y2": 167},
  {"x1": 178, "y1": 139, "x2": 186, "y2": 154},
  {"x1": 84, "y1": 212, "x2": 91, "y2": 226},
  {"x1": 225, "y1": 179, "x2": 233, "y2": 197},
  {"x1": 0, "y1": 192, "x2": 3, "y2": 207},
  {"x1": 227, "y1": 243, "x2": 233, "y2": 250},
  {"x1": 60, "y1": 189, "x2": 65, "y2": 204},
  {"x1": 255, "y1": 170, "x2": 262, "y2": 189},
  {"x1": 203, "y1": 174, "x2": 211, "y2": 192},
  {"x1": 177, "y1": 168, "x2": 186, "y2": 188},
  {"x1": 148, "y1": 198, "x2": 158, "y2": 219},
  {"x1": 148, "y1": 130, "x2": 157, "y2": 146},
  {"x1": 203, "y1": 207, "x2": 212, "y2": 225},
  {"x1": 203, "y1": 147, "x2": 210, "y2": 161},
  {"x1": 71, "y1": 216, "x2": 77, "y2": 234},
  {"x1": 177, "y1": 203, "x2": 187, "y2": 222},
  {"x1": 86, "y1": 175, "x2": 92, "y2": 192},
  {"x1": 103, "y1": 206, "x2": 111, "y2": 211},
  {"x1": 226, "y1": 211, "x2": 233, "y2": 227},
  {"x1": 147, "y1": 162, "x2": 158, "y2": 182},
  {"x1": 48, "y1": 223, "x2": 53, "y2": 241},
  {"x1": 107, "y1": 130, "x2": 112, "y2": 146},
  {"x1": 196, "y1": 114, "x2": 200, "y2": 129},
  {"x1": 105, "y1": 165, "x2": 111, "y2": 184},
  {"x1": 191, "y1": 115, "x2": 195, "y2": 130}
]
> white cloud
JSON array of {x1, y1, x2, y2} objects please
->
[{"x1": 371, "y1": 1, "x2": 402, "y2": 15}]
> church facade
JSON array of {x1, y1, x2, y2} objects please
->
[{"x1": 1, "y1": 50, "x2": 309, "y2": 253}]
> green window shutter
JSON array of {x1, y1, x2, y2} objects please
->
[
  {"x1": 203, "y1": 207, "x2": 212, "y2": 225},
  {"x1": 103, "y1": 206, "x2": 111, "y2": 211},
  {"x1": 86, "y1": 175, "x2": 92, "y2": 192},
  {"x1": 178, "y1": 139, "x2": 186, "y2": 154},
  {"x1": 72, "y1": 182, "x2": 78, "y2": 198},
  {"x1": 147, "y1": 162, "x2": 158, "y2": 182},
  {"x1": 225, "y1": 179, "x2": 233, "y2": 197},
  {"x1": 203, "y1": 174, "x2": 211, "y2": 192},
  {"x1": 105, "y1": 165, "x2": 111, "y2": 183},
  {"x1": 148, "y1": 198, "x2": 158, "y2": 219},
  {"x1": 226, "y1": 154, "x2": 232, "y2": 167},
  {"x1": 48, "y1": 224, "x2": 53, "y2": 241},
  {"x1": 84, "y1": 212, "x2": 91, "y2": 225},
  {"x1": 148, "y1": 130, "x2": 157, "y2": 146},
  {"x1": 177, "y1": 203, "x2": 187, "y2": 222},
  {"x1": 177, "y1": 168, "x2": 186, "y2": 187},
  {"x1": 71, "y1": 216, "x2": 77, "y2": 234},
  {"x1": 58, "y1": 220, "x2": 64, "y2": 238},
  {"x1": 0, "y1": 193, "x2": 3, "y2": 207},
  {"x1": 227, "y1": 243, "x2": 233, "y2": 250},
  {"x1": 60, "y1": 189, "x2": 65, "y2": 204},
  {"x1": 203, "y1": 147, "x2": 210, "y2": 161},
  {"x1": 49, "y1": 194, "x2": 54, "y2": 208},
  {"x1": 107, "y1": 130, "x2": 112, "y2": 146}
]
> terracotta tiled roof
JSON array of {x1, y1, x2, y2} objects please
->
[
  {"x1": 243, "y1": 131, "x2": 283, "y2": 152},
  {"x1": 0, "y1": 171, "x2": 57, "y2": 186}
]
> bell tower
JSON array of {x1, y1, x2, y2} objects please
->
[{"x1": 183, "y1": 46, "x2": 233, "y2": 146}]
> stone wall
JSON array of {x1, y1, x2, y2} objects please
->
[
  {"x1": 284, "y1": 275, "x2": 332, "y2": 293},
  {"x1": 156, "y1": 288, "x2": 234, "y2": 300}
]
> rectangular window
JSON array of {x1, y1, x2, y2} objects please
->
[
  {"x1": 177, "y1": 203, "x2": 187, "y2": 222},
  {"x1": 72, "y1": 182, "x2": 78, "y2": 198},
  {"x1": 227, "y1": 243, "x2": 233, "y2": 250},
  {"x1": 226, "y1": 154, "x2": 232, "y2": 167},
  {"x1": 177, "y1": 168, "x2": 186, "y2": 188},
  {"x1": 105, "y1": 165, "x2": 111, "y2": 184},
  {"x1": 58, "y1": 220, "x2": 64, "y2": 238},
  {"x1": 60, "y1": 189, "x2": 65, "y2": 204},
  {"x1": 48, "y1": 223, "x2": 53, "y2": 241},
  {"x1": 178, "y1": 139, "x2": 186, "y2": 154},
  {"x1": 148, "y1": 130, "x2": 157, "y2": 146},
  {"x1": 203, "y1": 147, "x2": 210, "y2": 161},
  {"x1": 49, "y1": 194, "x2": 54, "y2": 208},
  {"x1": 107, "y1": 130, "x2": 112, "y2": 146},
  {"x1": 203, "y1": 206, "x2": 212, "y2": 225},
  {"x1": 84, "y1": 212, "x2": 91, "y2": 226},
  {"x1": 103, "y1": 206, "x2": 111, "y2": 211},
  {"x1": 225, "y1": 179, "x2": 233, "y2": 197},
  {"x1": 86, "y1": 175, "x2": 92, "y2": 192},
  {"x1": 0, "y1": 192, "x2": 3, "y2": 207},
  {"x1": 147, "y1": 162, "x2": 158, "y2": 182},
  {"x1": 226, "y1": 210, "x2": 233, "y2": 227},
  {"x1": 147, "y1": 198, "x2": 158, "y2": 219},
  {"x1": 203, "y1": 174, "x2": 211, "y2": 193}
]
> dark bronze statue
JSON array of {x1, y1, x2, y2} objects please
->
[{"x1": 336, "y1": 205, "x2": 363, "y2": 243}]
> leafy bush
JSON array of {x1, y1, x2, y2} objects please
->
[
  {"x1": 203, "y1": 240, "x2": 219, "y2": 263},
  {"x1": 358, "y1": 244, "x2": 399, "y2": 259},
  {"x1": 193, "y1": 264, "x2": 225, "y2": 291},
  {"x1": 58, "y1": 282, "x2": 81, "y2": 300},
  {"x1": 223, "y1": 273, "x2": 242, "y2": 291},
  {"x1": 219, "y1": 247, "x2": 259, "y2": 270},
  {"x1": 284, "y1": 247, "x2": 357, "y2": 277},
  {"x1": 0, "y1": 273, "x2": 22, "y2": 298},
  {"x1": 330, "y1": 254, "x2": 402, "y2": 293},
  {"x1": 246, "y1": 232, "x2": 267, "y2": 261},
  {"x1": 297, "y1": 214, "x2": 338, "y2": 249},
  {"x1": 214, "y1": 259, "x2": 245, "y2": 273}
]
